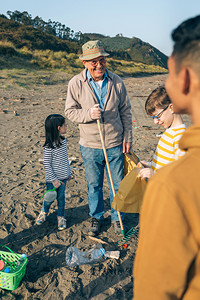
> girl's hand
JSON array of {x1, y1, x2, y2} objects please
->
[{"x1": 52, "y1": 179, "x2": 61, "y2": 188}]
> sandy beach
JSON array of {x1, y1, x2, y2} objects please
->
[{"x1": 0, "y1": 73, "x2": 191, "y2": 299}]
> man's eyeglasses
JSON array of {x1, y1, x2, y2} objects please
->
[
  {"x1": 88, "y1": 57, "x2": 106, "y2": 67},
  {"x1": 150, "y1": 105, "x2": 169, "y2": 120}
]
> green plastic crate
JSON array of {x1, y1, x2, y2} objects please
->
[{"x1": 0, "y1": 245, "x2": 28, "y2": 290}]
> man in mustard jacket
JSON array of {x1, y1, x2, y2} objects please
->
[
  {"x1": 133, "y1": 15, "x2": 200, "y2": 299},
  {"x1": 65, "y1": 40, "x2": 132, "y2": 236}
]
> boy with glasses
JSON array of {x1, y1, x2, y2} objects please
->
[{"x1": 138, "y1": 86, "x2": 186, "y2": 179}]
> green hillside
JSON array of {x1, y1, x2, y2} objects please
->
[
  {"x1": 83, "y1": 34, "x2": 168, "y2": 68},
  {"x1": 0, "y1": 15, "x2": 79, "y2": 53},
  {"x1": 0, "y1": 12, "x2": 168, "y2": 76}
]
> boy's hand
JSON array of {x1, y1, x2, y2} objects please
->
[
  {"x1": 89, "y1": 104, "x2": 103, "y2": 120},
  {"x1": 138, "y1": 160, "x2": 151, "y2": 168},
  {"x1": 138, "y1": 167, "x2": 154, "y2": 179}
]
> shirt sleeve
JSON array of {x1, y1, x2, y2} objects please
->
[
  {"x1": 133, "y1": 178, "x2": 198, "y2": 300},
  {"x1": 43, "y1": 147, "x2": 57, "y2": 182},
  {"x1": 118, "y1": 80, "x2": 132, "y2": 143},
  {"x1": 65, "y1": 78, "x2": 93, "y2": 123},
  {"x1": 173, "y1": 131, "x2": 186, "y2": 160}
]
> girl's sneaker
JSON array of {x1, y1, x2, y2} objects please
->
[
  {"x1": 36, "y1": 211, "x2": 47, "y2": 225},
  {"x1": 58, "y1": 216, "x2": 66, "y2": 230}
]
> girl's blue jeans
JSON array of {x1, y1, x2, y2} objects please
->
[
  {"x1": 42, "y1": 179, "x2": 67, "y2": 217},
  {"x1": 80, "y1": 144, "x2": 125, "y2": 221}
]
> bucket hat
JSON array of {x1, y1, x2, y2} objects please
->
[{"x1": 79, "y1": 40, "x2": 109, "y2": 60}]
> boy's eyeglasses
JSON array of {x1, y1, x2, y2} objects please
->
[
  {"x1": 150, "y1": 105, "x2": 169, "y2": 120},
  {"x1": 88, "y1": 57, "x2": 106, "y2": 67}
]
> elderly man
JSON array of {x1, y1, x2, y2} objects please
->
[
  {"x1": 133, "y1": 15, "x2": 200, "y2": 299},
  {"x1": 65, "y1": 40, "x2": 132, "y2": 236}
]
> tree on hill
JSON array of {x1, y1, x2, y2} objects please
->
[{"x1": 5, "y1": 10, "x2": 83, "y2": 43}]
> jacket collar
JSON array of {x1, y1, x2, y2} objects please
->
[{"x1": 179, "y1": 125, "x2": 200, "y2": 151}]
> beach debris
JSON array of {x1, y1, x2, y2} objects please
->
[
  {"x1": 13, "y1": 109, "x2": 19, "y2": 116},
  {"x1": 69, "y1": 156, "x2": 77, "y2": 165},
  {"x1": 88, "y1": 236, "x2": 109, "y2": 245},
  {"x1": 66, "y1": 244, "x2": 120, "y2": 267},
  {"x1": 59, "y1": 97, "x2": 65, "y2": 101},
  {"x1": 104, "y1": 250, "x2": 120, "y2": 259},
  {"x1": 0, "y1": 109, "x2": 8, "y2": 114},
  {"x1": 38, "y1": 158, "x2": 44, "y2": 163},
  {"x1": 1, "y1": 97, "x2": 7, "y2": 101},
  {"x1": 66, "y1": 244, "x2": 105, "y2": 267}
]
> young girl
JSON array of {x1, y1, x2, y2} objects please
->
[
  {"x1": 36, "y1": 114, "x2": 71, "y2": 230},
  {"x1": 138, "y1": 86, "x2": 186, "y2": 179}
]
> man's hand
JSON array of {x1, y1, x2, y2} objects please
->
[
  {"x1": 123, "y1": 142, "x2": 131, "y2": 154},
  {"x1": 89, "y1": 104, "x2": 103, "y2": 120}
]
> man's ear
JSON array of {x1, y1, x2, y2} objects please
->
[{"x1": 182, "y1": 68, "x2": 190, "y2": 95}]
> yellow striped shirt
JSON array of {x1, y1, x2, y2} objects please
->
[{"x1": 151, "y1": 124, "x2": 186, "y2": 171}]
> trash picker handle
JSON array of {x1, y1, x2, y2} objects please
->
[{"x1": 97, "y1": 119, "x2": 125, "y2": 236}]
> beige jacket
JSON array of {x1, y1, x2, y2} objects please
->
[
  {"x1": 65, "y1": 69, "x2": 132, "y2": 149},
  {"x1": 134, "y1": 125, "x2": 200, "y2": 300}
]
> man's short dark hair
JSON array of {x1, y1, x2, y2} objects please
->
[
  {"x1": 172, "y1": 15, "x2": 200, "y2": 75},
  {"x1": 145, "y1": 86, "x2": 171, "y2": 115}
]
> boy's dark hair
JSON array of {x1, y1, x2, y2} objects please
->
[
  {"x1": 145, "y1": 86, "x2": 171, "y2": 115},
  {"x1": 44, "y1": 114, "x2": 65, "y2": 148},
  {"x1": 172, "y1": 15, "x2": 200, "y2": 75}
]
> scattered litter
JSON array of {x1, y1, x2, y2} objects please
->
[
  {"x1": 132, "y1": 120, "x2": 136, "y2": 122},
  {"x1": 66, "y1": 244, "x2": 120, "y2": 267},
  {"x1": 0, "y1": 109, "x2": 8, "y2": 114},
  {"x1": 69, "y1": 156, "x2": 77, "y2": 165},
  {"x1": 122, "y1": 244, "x2": 128, "y2": 249},
  {"x1": 38, "y1": 158, "x2": 44, "y2": 162},
  {"x1": 156, "y1": 134, "x2": 162, "y2": 137}
]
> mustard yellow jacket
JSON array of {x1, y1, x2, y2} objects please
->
[{"x1": 134, "y1": 125, "x2": 200, "y2": 300}]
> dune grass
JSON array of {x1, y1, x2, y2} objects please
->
[{"x1": 0, "y1": 41, "x2": 167, "y2": 89}]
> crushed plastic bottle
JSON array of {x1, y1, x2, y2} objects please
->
[
  {"x1": 16, "y1": 254, "x2": 27, "y2": 270},
  {"x1": 66, "y1": 244, "x2": 105, "y2": 267}
]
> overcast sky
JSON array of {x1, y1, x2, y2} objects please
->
[{"x1": 1, "y1": 0, "x2": 200, "y2": 56}]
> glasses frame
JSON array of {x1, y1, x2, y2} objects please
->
[
  {"x1": 150, "y1": 105, "x2": 169, "y2": 120},
  {"x1": 87, "y1": 57, "x2": 106, "y2": 67}
]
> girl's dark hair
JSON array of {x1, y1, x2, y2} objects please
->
[
  {"x1": 145, "y1": 86, "x2": 171, "y2": 115},
  {"x1": 44, "y1": 114, "x2": 65, "y2": 148}
]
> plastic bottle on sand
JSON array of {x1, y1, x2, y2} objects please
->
[
  {"x1": 16, "y1": 254, "x2": 27, "y2": 270},
  {"x1": 66, "y1": 244, "x2": 105, "y2": 267}
]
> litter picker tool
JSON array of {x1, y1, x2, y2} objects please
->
[{"x1": 97, "y1": 119, "x2": 125, "y2": 237}]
